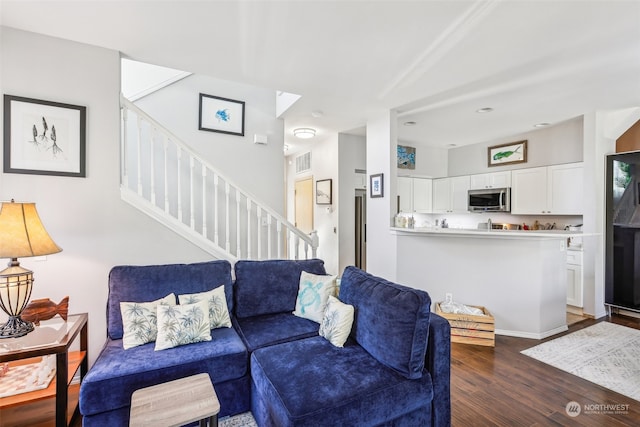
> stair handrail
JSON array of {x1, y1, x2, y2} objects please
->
[{"x1": 120, "y1": 94, "x2": 318, "y2": 257}]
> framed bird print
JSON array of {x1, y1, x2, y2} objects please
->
[
  {"x1": 3, "y1": 95, "x2": 86, "y2": 177},
  {"x1": 198, "y1": 93, "x2": 245, "y2": 136}
]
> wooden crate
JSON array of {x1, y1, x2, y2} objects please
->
[{"x1": 435, "y1": 303, "x2": 495, "y2": 347}]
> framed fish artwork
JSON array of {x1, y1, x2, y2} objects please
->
[
  {"x1": 488, "y1": 140, "x2": 527, "y2": 167},
  {"x1": 198, "y1": 93, "x2": 245, "y2": 136},
  {"x1": 3, "y1": 95, "x2": 86, "y2": 177}
]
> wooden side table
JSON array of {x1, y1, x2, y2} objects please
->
[
  {"x1": 130, "y1": 373, "x2": 220, "y2": 427},
  {"x1": 0, "y1": 313, "x2": 88, "y2": 427}
]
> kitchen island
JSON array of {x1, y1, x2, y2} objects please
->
[{"x1": 392, "y1": 227, "x2": 585, "y2": 339}]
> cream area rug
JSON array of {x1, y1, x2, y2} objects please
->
[{"x1": 521, "y1": 322, "x2": 640, "y2": 402}]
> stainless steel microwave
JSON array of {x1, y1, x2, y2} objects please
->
[{"x1": 468, "y1": 188, "x2": 511, "y2": 212}]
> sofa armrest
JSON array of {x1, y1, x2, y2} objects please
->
[{"x1": 426, "y1": 313, "x2": 451, "y2": 427}]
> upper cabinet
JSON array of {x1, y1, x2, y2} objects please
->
[
  {"x1": 397, "y1": 177, "x2": 432, "y2": 214},
  {"x1": 512, "y1": 162, "x2": 583, "y2": 215},
  {"x1": 469, "y1": 171, "x2": 512, "y2": 190},
  {"x1": 432, "y1": 176, "x2": 470, "y2": 213}
]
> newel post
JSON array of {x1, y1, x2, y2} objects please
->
[{"x1": 310, "y1": 230, "x2": 319, "y2": 259}]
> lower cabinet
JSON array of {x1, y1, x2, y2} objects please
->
[{"x1": 567, "y1": 248, "x2": 583, "y2": 307}]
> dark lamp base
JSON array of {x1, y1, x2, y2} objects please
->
[{"x1": 0, "y1": 316, "x2": 34, "y2": 338}]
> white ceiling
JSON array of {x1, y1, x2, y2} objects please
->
[{"x1": 2, "y1": 0, "x2": 639, "y2": 154}]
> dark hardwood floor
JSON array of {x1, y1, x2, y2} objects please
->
[
  {"x1": 451, "y1": 313, "x2": 640, "y2": 426},
  {"x1": 8, "y1": 314, "x2": 640, "y2": 426}
]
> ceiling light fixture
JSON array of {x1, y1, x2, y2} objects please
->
[
  {"x1": 476, "y1": 107, "x2": 494, "y2": 113},
  {"x1": 294, "y1": 128, "x2": 316, "y2": 139},
  {"x1": 534, "y1": 122, "x2": 551, "y2": 128},
  {"x1": 404, "y1": 121, "x2": 417, "y2": 126}
]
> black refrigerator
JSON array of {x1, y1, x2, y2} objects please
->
[{"x1": 606, "y1": 151, "x2": 640, "y2": 311}]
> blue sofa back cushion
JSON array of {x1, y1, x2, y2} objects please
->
[
  {"x1": 339, "y1": 266, "x2": 431, "y2": 380},
  {"x1": 107, "y1": 260, "x2": 233, "y2": 340},
  {"x1": 234, "y1": 259, "x2": 326, "y2": 319}
]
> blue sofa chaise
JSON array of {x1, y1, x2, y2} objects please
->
[{"x1": 78, "y1": 259, "x2": 451, "y2": 426}]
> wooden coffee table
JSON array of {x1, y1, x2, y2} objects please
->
[{"x1": 130, "y1": 373, "x2": 220, "y2": 427}]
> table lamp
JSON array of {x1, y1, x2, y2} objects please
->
[{"x1": 0, "y1": 200, "x2": 62, "y2": 338}]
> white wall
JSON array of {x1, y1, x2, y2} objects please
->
[
  {"x1": 366, "y1": 111, "x2": 398, "y2": 280},
  {"x1": 338, "y1": 133, "x2": 366, "y2": 274},
  {"x1": 397, "y1": 141, "x2": 447, "y2": 178},
  {"x1": 448, "y1": 116, "x2": 584, "y2": 176},
  {"x1": 135, "y1": 74, "x2": 285, "y2": 210},
  {"x1": 0, "y1": 27, "x2": 284, "y2": 367}
]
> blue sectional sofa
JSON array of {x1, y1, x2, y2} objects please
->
[{"x1": 78, "y1": 259, "x2": 451, "y2": 426}]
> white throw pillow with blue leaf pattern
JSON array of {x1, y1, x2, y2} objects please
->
[
  {"x1": 319, "y1": 295, "x2": 354, "y2": 348},
  {"x1": 120, "y1": 293, "x2": 176, "y2": 350},
  {"x1": 178, "y1": 285, "x2": 232, "y2": 329},
  {"x1": 155, "y1": 299, "x2": 212, "y2": 351},
  {"x1": 293, "y1": 271, "x2": 337, "y2": 323}
]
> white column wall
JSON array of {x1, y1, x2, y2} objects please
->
[{"x1": 366, "y1": 110, "x2": 398, "y2": 280}]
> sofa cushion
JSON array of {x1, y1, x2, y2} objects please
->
[
  {"x1": 79, "y1": 326, "x2": 247, "y2": 416},
  {"x1": 319, "y1": 295, "x2": 354, "y2": 347},
  {"x1": 178, "y1": 285, "x2": 232, "y2": 329},
  {"x1": 251, "y1": 336, "x2": 433, "y2": 426},
  {"x1": 339, "y1": 266, "x2": 431, "y2": 380},
  {"x1": 120, "y1": 293, "x2": 176, "y2": 350},
  {"x1": 233, "y1": 312, "x2": 319, "y2": 352},
  {"x1": 234, "y1": 259, "x2": 326, "y2": 319},
  {"x1": 292, "y1": 271, "x2": 337, "y2": 323},
  {"x1": 155, "y1": 300, "x2": 212, "y2": 351},
  {"x1": 107, "y1": 261, "x2": 233, "y2": 340}
]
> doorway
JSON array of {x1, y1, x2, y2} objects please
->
[
  {"x1": 355, "y1": 189, "x2": 367, "y2": 270},
  {"x1": 295, "y1": 177, "x2": 314, "y2": 234}
]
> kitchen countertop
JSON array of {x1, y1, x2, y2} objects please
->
[{"x1": 390, "y1": 226, "x2": 591, "y2": 239}]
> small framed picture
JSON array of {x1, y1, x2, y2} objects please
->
[
  {"x1": 198, "y1": 93, "x2": 245, "y2": 136},
  {"x1": 316, "y1": 179, "x2": 332, "y2": 205},
  {"x1": 3, "y1": 95, "x2": 86, "y2": 177},
  {"x1": 370, "y1": 173, "x2": 384, "y2": 198},
  {"x1": 488, "y1": 140, "x2": 527, "y2": 167},
  {"x1": 397, "y1": 145, "x2": 416, "y2": 169}
]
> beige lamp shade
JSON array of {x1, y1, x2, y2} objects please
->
[{"x1": 0, "y1": 201, "x2": 62, "y2": 258}]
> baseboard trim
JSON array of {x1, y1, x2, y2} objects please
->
[{"x1": 495, "y1": 324, "x2": 568, "y2": 340}]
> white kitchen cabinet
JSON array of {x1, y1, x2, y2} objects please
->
[
  {"x1": 432, "y1": 176, "x2": 470, "y2": 213},
  {"x1": 566, "y1": 248, "x2": 583, "y2": 307},
  {"x1": 469, "y1": 171, "x2": 511, "y2": 190},
  {"x1": 511, "y1": 167, "x2": 547, "y2": 214},
  {"x1": 548, "y1": 163, "x2": 583, "y2": 214},
  {"x1": 511, "y1": 163, "x2": 583, "y2": 215},
  {"x1": 397, "y1": 177, "x2": 412, "y2": 213},
  {"x1": 413, "y1": 178, "x2": 433, "y2": 213},
  {"x1": 397, "y1": 177, "x2": 432, "y2": 213}
]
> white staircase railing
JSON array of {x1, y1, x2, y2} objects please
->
[{"x1": 120, "y1": 95, "x2": 318, "y2": 262}]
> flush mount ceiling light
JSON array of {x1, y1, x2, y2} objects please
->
[
  {"x1": 476, "y1": 107, "x2": 494, "y2": 113},
  {"x1": 294, "y1": 128, "x2": 316, "y2": 139},
  {"x1": 534, "y1": 122, "x2": 551, "y2": 128}
]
